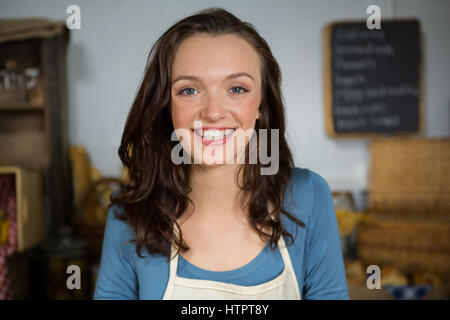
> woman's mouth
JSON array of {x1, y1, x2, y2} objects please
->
[{"x1": 191, "y1": 128, "x2": 235, "y2": 146}]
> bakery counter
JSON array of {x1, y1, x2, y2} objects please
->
[
  {"x1": 348, "y1": 285, "x2": 450, "y2": 300},
  {"x1": 345, "y1": 259, "x2": 450, "y2": 300}
]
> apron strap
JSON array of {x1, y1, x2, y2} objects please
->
[{"x1": 277, "y1": 235, "x2": 301, "y2": 299}]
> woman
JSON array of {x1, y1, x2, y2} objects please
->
[{"x1": 94, "y1": 7, "x2": 348, "y2": 300}]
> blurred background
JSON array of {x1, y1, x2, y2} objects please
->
[{"x1": 0, "y1": 0, "x2": 448, "y2": 300}]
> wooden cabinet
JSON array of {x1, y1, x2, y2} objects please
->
[
  {"x1": 0, "y1": 20, "x2": 72, "y2": 242},
  {"x1": 0, "y1": 166, "x2": 43, "y2": 252}
]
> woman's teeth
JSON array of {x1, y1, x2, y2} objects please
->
[{"x1": 196, "y1": 129, "x2": 235, "y2": 140}]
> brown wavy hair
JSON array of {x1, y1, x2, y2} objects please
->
[{"x1": 111, "y1": 7, "x2": 305, "y2": 260}]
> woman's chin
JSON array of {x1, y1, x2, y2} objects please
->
[{"x1": 192, "y1": 156, "x2": 236, "y2": 166}]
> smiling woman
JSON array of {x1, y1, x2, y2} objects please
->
[
  {"x1": 170, "y1": 33, "x2": 261, "y2": 169},
  {"x1": 171, "y1": 33, "x2": 262, "y2": 166},
  {"x1": 94, "y1": 7, "x2": 348, "y2": 300}
]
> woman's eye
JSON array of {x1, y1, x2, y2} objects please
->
[
  {"x1": 230, "y1": 86, "x2": 249, "y2": 94},
  {"x1": 177, "y1": 86, "x2": 248, "y2": 96},
  {"x1": 178, "y1": 88, "x2": 198, "y2": 95}
]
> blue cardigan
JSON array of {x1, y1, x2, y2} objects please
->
[{"x1": 94, "y1": 167, "x2": 349, "y2": 300}]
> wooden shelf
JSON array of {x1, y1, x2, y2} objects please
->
[
  {"x1": 0, "y1": 28, "x2": 72, "y2": 241},
  {"x1": 0, "y1": 131, "x2": 49, "y2": 168},
  {"x1": 0, "y1": 103, "x2": 44, "y2": 111},
  {"x1": 0, "y1": 166, "x2": 44, "y2": 252}
]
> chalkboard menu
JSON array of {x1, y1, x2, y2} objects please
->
[{"x1": 323, "y1": 20, "x2": 422, "y2": 137}]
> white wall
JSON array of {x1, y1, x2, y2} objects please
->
[{"x1": 1, "y1": 0, "x2": 449, "y2": 210}]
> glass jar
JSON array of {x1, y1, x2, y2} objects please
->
[
  {"x1": 0, "y1": 60, "x2": 26, "y2": 104},
  {"x1": 45, "y1": 226, "x2": 89, "y2": 300},
  {"x1": 3, "y1": 60, "x2": 20, "y2": 90},
  {"x1": 24, "y1": 68, "x2": 44, "y2": 106}
]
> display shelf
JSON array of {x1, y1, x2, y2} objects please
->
[
  {"x1": 0, "y1": 20, "x2": 72, "y2": 241},
  {"x1": 0, "y1": 103, "x2": 44, "y2": 111}
]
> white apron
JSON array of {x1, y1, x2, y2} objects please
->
[{"x1": 162, "y1": 233, "x2": 301, "y2": 300}]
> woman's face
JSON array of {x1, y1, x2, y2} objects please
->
[{"x1": 170, "y1": 33, "x2": 262, "y2": 166}]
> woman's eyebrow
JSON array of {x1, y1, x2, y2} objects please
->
[
  {"x1": 225, "y1": 72, "x2": 254, "y2": 81},
  {"x1": 172, "y1": 72, "x2": 254, "y2": 85}
]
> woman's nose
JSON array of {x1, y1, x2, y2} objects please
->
[{"x1": 199, "y1": 93, "x2": 228, "y2": 121}]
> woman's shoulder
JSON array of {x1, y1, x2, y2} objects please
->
[
  {"x1": 284, "y1": 167, "x2": 333, "y2": 224},
  {"x1": 104, "y1": 203, "x2": 136, "y2": 246},
  {"x1": 289, "y1": 167, "x2": 332, "y2": 200},
  {"x1": 290, "y1": 166, "x2": 329, "y2": 184}
]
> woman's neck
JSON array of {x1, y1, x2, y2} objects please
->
[{"x1": 186, "y1": 164, "x2": 246, "y2": 223}]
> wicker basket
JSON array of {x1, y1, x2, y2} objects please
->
[
  {"x1": 73, "y1": 177, "x2": 123, "y2": 263},
  {"x1": 368, "y1": 137, "x2": 450, "y2": 218},
  {"x1": 357, "y1": 212, "x2": 450, "y2": 277}
]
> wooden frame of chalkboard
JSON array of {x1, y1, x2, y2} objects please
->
[{"x1": 323, "y1": 19, "x2": 423, "y2": 138}]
